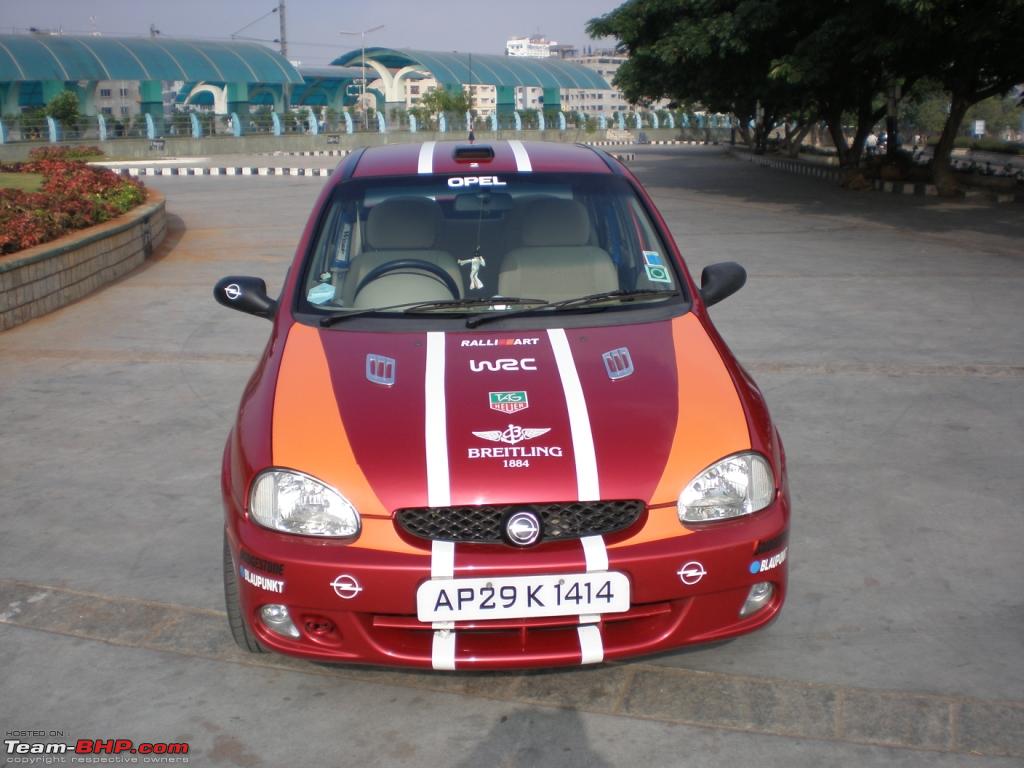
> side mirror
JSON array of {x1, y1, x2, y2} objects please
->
[
  {"x1": 213, "y1": 276, "x2": 277, "y2": 319},
  {"x1": 699, "y1": 262, "x2": 746, "y2": 307}
]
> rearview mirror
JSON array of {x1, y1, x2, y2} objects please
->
[
  {"x1": 213, "y1": 276, "x2": 277, "y2": 319},
  {"x1": 699, "y1": 262, "x2": 746, "y2": 307}
]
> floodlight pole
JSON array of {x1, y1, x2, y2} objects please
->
[{"x1": 340, "y1": 25, "x2": 385, "y2": 131}]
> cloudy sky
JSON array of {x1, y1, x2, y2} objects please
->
[{"x1": 2, "y1": 0, "x2": 626, "y2": 66}]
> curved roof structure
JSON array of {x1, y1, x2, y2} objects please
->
[
  {"x1": 330, "y1": 48, "x2": 610, "y2": 90},
  {"x1": 0, "y1": 35, "x2": 303, "y2": 84}
]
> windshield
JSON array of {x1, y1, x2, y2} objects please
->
[{"x1": 298, "y1": 172, "x2": 684, "y2": 320}]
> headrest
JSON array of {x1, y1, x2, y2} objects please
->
[
  {"x1": 366, "y1": 198, "x2": 440, "y2": 249},
  {"x1": 521, "y1": 199, "x2": 590, "y2": 247}
]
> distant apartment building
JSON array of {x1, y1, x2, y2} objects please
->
[{"x1": 93, "y1": 81, "x2": 139, "y2": 118}]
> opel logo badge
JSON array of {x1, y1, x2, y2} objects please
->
[
  {"x1": 503, "y1": 510, "x2": 541, "y2": 547},
  {"x1": 224, "y1": 283, "x2": 242, "y2": 301},
  {"x1": 330, "y1": 574, "x2": 362, "y2": 599},
  {"x1": 677, "y1": 561, "x2": 707, "y2": 586}
]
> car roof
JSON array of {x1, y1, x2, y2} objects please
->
[{"x1": 342, "y1": 140, "x2": 618, "y2": 181}]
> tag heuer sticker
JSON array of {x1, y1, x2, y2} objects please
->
[
  {"x1": 645, "y1": 264, "x2": 672, "y2": 283},
  {"x1": 489, "y1": 391, "x2": 529, "y2": 414},
  {"x1": 642, "y1": 250, "x2": 663, "y2": 266}
]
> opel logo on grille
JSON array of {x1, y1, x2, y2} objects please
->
[{"x1": 503, "y1": 510, "x2": 542, "y2": 547}]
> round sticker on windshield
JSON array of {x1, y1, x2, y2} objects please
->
[{"x1": 307, "y1": 283, "x2": 336, "y2": 305}]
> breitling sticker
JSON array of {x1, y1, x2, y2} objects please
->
[{"x1": 467, "y1": 424, "x2": 564, "y2": 464}]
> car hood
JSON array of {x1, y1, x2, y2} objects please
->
[{"x1": 270, "y1": 314, "x2": 750, "y2": 514}]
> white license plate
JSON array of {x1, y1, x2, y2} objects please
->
[{"x1": 417, "y1": 571, "x2": 630, "y2": 623}]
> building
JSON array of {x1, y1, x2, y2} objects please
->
[{"x1": 505, "y1": 35, "x2": 558, "y2": 58}]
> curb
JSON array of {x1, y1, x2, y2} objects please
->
[
  {"x1": 585, "y1": 140, "x2": 712, "y2": 147},
  {"x1": 260, "y1": 149, "x2": 352, "y2": 158},
  {"x1": 111, "y1": 166, "x2": 334, "y2": 177},
  {"x1": 738, "y1": 151, "x2": 1023, "y2": 204}
]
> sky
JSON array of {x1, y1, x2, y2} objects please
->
[{"x1": 1, "y1": 0, "x2": 626, "y2": 67}]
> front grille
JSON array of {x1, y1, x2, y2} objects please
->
[{"x1": 395, "y1": 500, "x2": 645, "y2": 544}]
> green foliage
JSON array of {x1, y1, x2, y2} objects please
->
[
  {"x1": 418, "y1": 88, "x2": 470, "y2": 118},
  {"x1": 45, "y1": 91, "x2": 80, "y2": 129}
]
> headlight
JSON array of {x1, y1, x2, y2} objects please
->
[
  {"x1": 249, "y1": 470, "x2": 360, "y2": 537},
  {"x1": 678, "y1": 452, "x2": 775, "y2": 523}
]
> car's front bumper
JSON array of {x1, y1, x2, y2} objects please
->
[{"x1": 224, "y1": 496, "x2": 789, "y2": 670}]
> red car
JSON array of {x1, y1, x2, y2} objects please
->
[{"x1": 215, "y1": 140, "x2": 789, "y2": 670}]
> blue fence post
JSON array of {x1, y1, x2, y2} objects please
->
[
  {"x1": 489, "y1": 113, "x2": 497, "y2": 132},
  {"x1": 633, "y1": 112, "x2": 642, "y2": 130},
  {"x1": 513, "y1": 111, "x2": 522, "y2": 131},
  {"x1": 0, "y1": 119, "x2": 7, "y2": 144},
  {"x1": 616, "y1": 112, "x2": 625, "y2": 131},
  {"x1": 598, "y1": 114, "x2": 607, "y2": 130},
  {"x1": 270, "y1": 112, "x2": 280, "y2": 137},
  {"x1": 558, "y1": 112, "x2": 566, "y2": 131},
  {"x1": 307, "y1": 111, "x2": 318, "y2": 135},
  {"x1": 439, "y1": 113, "x2": 447, "y2": 133},
  {"x1": 231, "y1": 112, "x2": 241, "y2": 137},
  {"x1": 144, "y1": 113, "x2": 156, "y2": 140},
  {"x1": 343, "y1": 111, "x2": 353, "y2": 134},
  {"x1": 377, "y1": 111, "x2": 386, "y2": 134},
  {"x1": 651, "y1": 112, "x2": 659, "y2": 129},
  {"x1": 46, "y1": 116, "x2": 59, "y2": 143},
  {"x1": 666, "y1": 112, "x2": 674, "y2": 130},
  {"x1": 409, "y1": 114, "x2": 417, "y2": 133},
  {"x1": 538, "y1": 112, "x2": 545, "y2": 131},
  {"x1": 465, "y1": 111, "x2": 472, "y2": 133},
  {"x1": 96, "y1": 114, "x2": 107, "y2": 141}
]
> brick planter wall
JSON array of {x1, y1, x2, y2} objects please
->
[{"x1": 0, "y1": 190, "x2": 166, "y2": 331}]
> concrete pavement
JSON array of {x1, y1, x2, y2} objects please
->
[{"x1": 1, "y1": 146, "x2": 1021, "y2": 766}]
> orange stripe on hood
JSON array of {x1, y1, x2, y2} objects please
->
[
  {"x1": 273, "y1": 323, "x2": 420, "y2": 554},
  {"x1": 611, "y1": 314, "x2": 750, "y2": 548}
]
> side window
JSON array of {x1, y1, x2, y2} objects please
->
[{"x1": 305, "y1": 199, "x2": 358, "y2": 306}]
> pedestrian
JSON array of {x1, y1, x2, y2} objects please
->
[{"x1": 866, "y1": 131, "x2": 878, "y2": 156}]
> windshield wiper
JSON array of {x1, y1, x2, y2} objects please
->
[
  {"x1": 319, "y1": 296, "x2": 547, "y2": 327},
  {"x1": 465, "y1": 289, "x2": 679, "y2": 328}
]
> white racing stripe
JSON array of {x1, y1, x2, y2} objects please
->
[
  {"x1": 577, "y1": 625, "x2": 604, "y2": 664},
  {"x1": 548, "y1": 329, "x2": 600, "y2": 500},
  {"x1": 431, "y1": 540, "x2": 455, "y2": 579},
  {"x1": 507, "y1": 139, "x2": 533, "y2": 172},
  {"x1": 432, "y1": 629, "x2": 457, "y2": 671},
  {"x1": 425, "y1": 332, "x2": 450, "y2": 507},
  {"x1": 430, "y1": 540, "x2": 457, "y2": 668},
  {"x1": 580, "y1": 535, "x2": 609, "y2": 572},
  {"x1": 418, "y1": 141, "x2": 436, "y2": 174}
]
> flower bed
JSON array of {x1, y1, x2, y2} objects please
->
[{"x1": 0, "y1": 146, "x2": 146, "y2": 255}]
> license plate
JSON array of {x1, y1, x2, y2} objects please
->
[{"x1": 417, "y1": 571, "x2": 630, "y2": 622}]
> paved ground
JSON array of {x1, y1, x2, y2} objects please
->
[{"x1": 1, "y1": 146, "x2": 1022, "y2": 766}]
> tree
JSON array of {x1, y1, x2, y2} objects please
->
[
  {"x1": 45, "y1": 90, "x2": 80, "y2": 131},
  {"x1": 418, "y1": 87, "x2": 470, "y2": 121},
  {"x1": 894, "y1": 0, "x2": 1024, "y2": 194}
]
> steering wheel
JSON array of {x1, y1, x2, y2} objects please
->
[{"x1": 353, "y1": 259, "x2": 460, "y2": 301}]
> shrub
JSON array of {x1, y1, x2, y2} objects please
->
[
  {"x1": 0, "y1": 156, "x2": 145, "y2": 254},
  {"x1": 28, "y1": 145, "x2": 104, "y2": 161}
]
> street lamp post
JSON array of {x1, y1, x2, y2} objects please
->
[{"x1": 340, "y1": 24, "x2": 385, "y2": 131}]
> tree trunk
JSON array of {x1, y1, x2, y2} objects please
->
[
  {"x1": 932, "y1": 95, "x2": 970, "y2": 196},
  {"x1": 825, "y1": 110, "x2": 851, "y2": 167},
  {"x1": 786, "y1": 122, "x2": 813, "y2": 157}
]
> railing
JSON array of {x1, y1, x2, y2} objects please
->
[{"x1": 0, "y1": 109, "x2": 736, "y2": 146}]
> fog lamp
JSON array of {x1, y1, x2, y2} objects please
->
[
  {"x1": 260, "y1": 603, "x2": 300, "y2": 638},
  {"x1": 739, "y1": 582, "x2": 774, "y2": 617}
]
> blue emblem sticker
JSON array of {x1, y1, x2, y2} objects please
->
[
  {"x1": 642, "y1": 250, "x2": 663, "y2": 266},
  {"x1": 644, "y1": 264, "x2": 672, "y2": 284},
  {"x1": 749, "y1": 547, "x2": 788, "y2": 575}
]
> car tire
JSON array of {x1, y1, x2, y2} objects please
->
[{"x1": 223, "y1": 533, "x2": 266, "y2": 653}]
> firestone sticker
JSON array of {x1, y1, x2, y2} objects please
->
[{"x1": 749, "y1": 547, "x2": 788, "y2": 574}]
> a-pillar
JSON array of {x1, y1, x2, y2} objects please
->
[{"x1": 139, "y1": 80, "x2": 164, "y2": 135}]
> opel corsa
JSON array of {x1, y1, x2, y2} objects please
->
[{"x1": 215, "y1": 140, "x2": 790, "y2": 670}]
